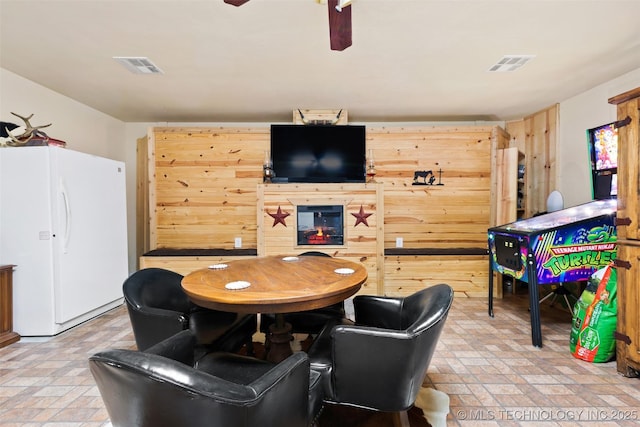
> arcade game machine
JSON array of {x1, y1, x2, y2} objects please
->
[
  {"x1": 488, "y1": 199, "x2": 617, "y2": 347},
  {"x1": 488, "y1": 120, "x2": 622, "y2": 348}
]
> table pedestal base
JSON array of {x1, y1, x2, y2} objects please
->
[{"x1": 267, "y1": 321, "x2": 293, "y2": 363}]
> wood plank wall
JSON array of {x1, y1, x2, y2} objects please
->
[
  {"x1": 384, "y1": 254, "x2": 489, "y2": 297},
  {"x1": 506, "y1": 104, "x2": 559, "y2": 218},
  {"x1": 145, "y1": 124, "x2": 509, "y2": 296},
  {"x1": 367, "y1": 126, "x2": 500, "y2": 249},
  {"x1": 149, "y1": 127, "x2": 268, "y2": 250},
  {"x1": 149, "y1": 125, "x2": 502, "y2": 250},
  {"x1": 136, "y1": 136, "x2": 150, "y2": 269}
]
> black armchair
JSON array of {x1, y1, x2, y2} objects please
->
[
  {"x1": 123, "y1": 267, "x2": 256, "y2": 351},
  {"x1": 89, "y1": 329, "x2": 323, "y2": 427},
  {"x1": 307, "y1": 284, "x2": 454, "y2": 423}
]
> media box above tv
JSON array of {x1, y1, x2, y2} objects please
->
[{"x1": 270, "y1": 124, "x2": 366, "y2": 183}]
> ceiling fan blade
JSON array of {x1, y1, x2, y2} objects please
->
[
  {"x1": 328, "y1": 0, "x2": 352, "y2": 51},
  {"x1": 224, "y1": 0, "x2": 250, "y2": 6}
]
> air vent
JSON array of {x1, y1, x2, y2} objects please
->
[
  {"x1": 488, "y1": 55, "x2": 535, "y2": 72},
  {"x1": 113, "y1": 57, "x2": 163, "y2": 74}
]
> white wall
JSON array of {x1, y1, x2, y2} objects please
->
[
  {"x1": 0, "y1": 68, "x2": 136, "y2": 272},
  {"x1": 558, "y1": 67, "x2": 640, "y2": 208}
]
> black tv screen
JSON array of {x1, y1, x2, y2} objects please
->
[{"x1": 270, "y1": 124, "x2": 366, "y2": 183}]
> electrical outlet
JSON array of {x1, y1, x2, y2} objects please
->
[
  {"x1": 234, "y1": 237, "x2": 242, "y2": 248},
  {"x1": 395, "y1": 237, "x2": 403, "y2": 248}
]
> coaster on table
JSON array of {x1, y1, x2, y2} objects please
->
[
  {"x1": 282, "y1": 256, "x2": 299, "y2": 262},
  {"x1": 209, "y1": 264, "x2": 228, "y2": 270},
  {"x1": 225, "y1": 281, "x2": 251, "y2": 290},
  {"x1": 334, "y1": 268, "x2": 354, "y2": 275}
]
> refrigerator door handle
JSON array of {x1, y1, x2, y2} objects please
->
[{"x1": 60, "y1": 179, "x2": 71, "y2": 253}]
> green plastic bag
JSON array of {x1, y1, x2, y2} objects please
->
[{"x1": 569, "y1": 264, "x2": 617, "y2": 363}]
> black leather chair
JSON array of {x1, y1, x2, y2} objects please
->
[
  {"x1": 89, "y1": 329, "x2": 324, "y2": 427},
  {"x1": 262, "y1": 252, "x2": 346, "y2": 336},
  {"x1": 307, "y1": 284, "x2": 454, "y2": 424},
  {"x1": 123, "y1": 267, "x2": 256, "y2": 351}
]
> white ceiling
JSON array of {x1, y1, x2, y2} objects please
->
[{"x1": 2, "y1": 0, "x2": 640, "y2": 123}]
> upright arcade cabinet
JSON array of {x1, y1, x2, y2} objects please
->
[{"x1": 488, "y1": 199, "x2": 617, "y2": 347}]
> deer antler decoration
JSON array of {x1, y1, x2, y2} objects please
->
[
  {"x1": 297, "y1": 109, "x2": 344, "y2": 125},
  {"x1": 2, "y1": 112, "x2": 52, "y2": 146}
]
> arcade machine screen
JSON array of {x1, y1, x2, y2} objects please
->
[
  {"x1": 488, "y1": 198, "x2": 617, "y2": 285},
  {"x1": 588, "y1": 122, "x2": 618, "y2": 200}
]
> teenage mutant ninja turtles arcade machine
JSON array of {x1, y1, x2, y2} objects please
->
[{"x1": 488, "y1": 199, "x2": 617, "y2": 347}]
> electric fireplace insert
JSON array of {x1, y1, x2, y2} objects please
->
[{"x1": 297, "y1": 205, "x2": 344, "y2": 246}]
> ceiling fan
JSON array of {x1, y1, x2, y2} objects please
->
[{"x1": 223, "y1": 0, "x2": 352, "y2": 51}]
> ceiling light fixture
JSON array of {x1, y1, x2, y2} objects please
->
[{"x1": 488, "y1": 55, "x2": 536, "y2": 72}]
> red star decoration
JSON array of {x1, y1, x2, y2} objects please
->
[
  {"x1": 351, "y1": 205, "x2": 372, "y2": 227},
  {"x1": 268, "y1": 206, "x2": 290, "y2": 227}
]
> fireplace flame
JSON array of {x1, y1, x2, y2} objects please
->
[{"x1": 316, "y1": 227, "x2": 324, "y2": 237}]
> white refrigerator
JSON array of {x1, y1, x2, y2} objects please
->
[{"x1": 0, "y1": 146, "x2": 128, "y2": 336}]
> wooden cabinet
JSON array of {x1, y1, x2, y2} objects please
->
[
  {"x1": 517, "y1": 151, "x2": 526, "y2": 219},
  {"x1": 0, "y1": 265, "x2": 20, "y2": 348},
  {"x1": 614, "y1": 243, "x2": 640, "y2": 376},
  {"x1": 608, "y1": 87, "x2": 640, "y2": 377},
  {"x1": 493, "y1": 146, "x2": 525, "y2": 297},
  {"x1": 495, "y1": 147, "x2": 520, "y2": 226},
  {"x1": 505, "y1": 104, "x2": 559, "y2": 218}
]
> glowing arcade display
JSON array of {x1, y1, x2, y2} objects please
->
[
  {"x1": 488, "y1": 199, "x2": 617, "y2": 285},
  {"x1": 590, "y1": 122, "x2": 618, "y2": 171},
  {"x1": 588, "y1": 122, "x2": 618, "y2": 199}
]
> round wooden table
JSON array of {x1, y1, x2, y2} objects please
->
[{"x1": 182, "y1": 255, "x2": 367, "y2": 362}]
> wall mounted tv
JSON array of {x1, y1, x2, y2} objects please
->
[
  {"x1": 270, "y1": 124, "x2": 366, "y2": 183},
  {"x1": 587, "y1": 121, "x2": 618, "y2": 200}
]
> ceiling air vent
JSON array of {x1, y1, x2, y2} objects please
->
[
  {"x1": 488, "y1": 55, "x2": 535, "y2": 72},
  {"x1": 113, "y1": 57, "x2": 163, "y2": 74}
]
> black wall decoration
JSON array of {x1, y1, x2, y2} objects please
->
[{"x1": 412, "y1": 169, "x2": 445, "y2": 186}]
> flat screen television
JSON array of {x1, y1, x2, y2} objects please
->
[
  {"x1": 587, "y1": 122, "x2": 618, "y2": 200},
  {"x1": 270, "y1": 124, "x2": 366, "y2": 183}
]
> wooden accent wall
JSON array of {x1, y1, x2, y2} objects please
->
[
  {"x1": 136, "y1": 136, "x2": 150, "y2": 269},
  {"x1": 140, "y1": 254, "x2": 256, "y2": 276},
  {"x1": 148, "y1": 125, "x2": 504, "y2": 251},
  {"x1": 384, "y1": 254, "x2": 489, "y2": 297},
  {"x1": 144, "y1": 124, "x2": 509, "y2": 296},
  {"x1": 506, "y1": 104, "x2": 559, "y2": 217},
  {"x1": 368, "y1": 125, "x2": 504, "y2": 249},
  {"x1": 149, "y1": 127, "x2": 269, "y2": 250},
  {"x1": 494, "y1": 147, "x2": 519, "y2": 226}
]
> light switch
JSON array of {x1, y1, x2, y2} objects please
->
[
  {"x1": 234, "y1": 237, "x2": 242, "y2": 248},
  {"x1": 395, "y1": 237, "x2": 403, "y2": 248}
]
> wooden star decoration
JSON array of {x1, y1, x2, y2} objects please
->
[
  {"x1": 268, "y1": 206, "x2": 290, "y2": 227},
  {"x1": 351, "y1": 205, "x2": 372, "y2": 227}
]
